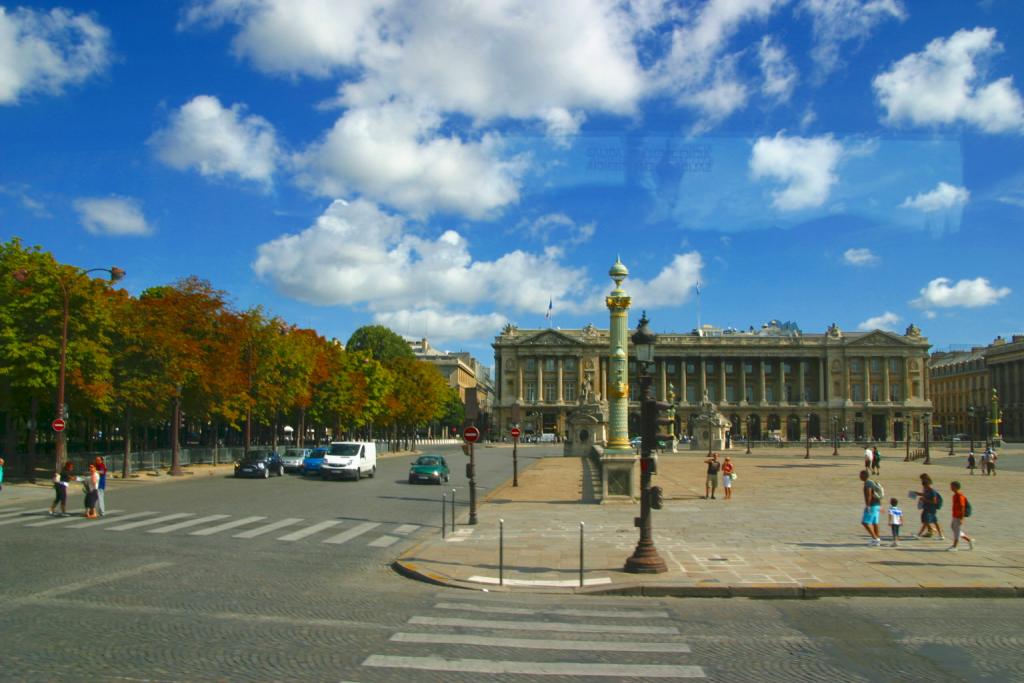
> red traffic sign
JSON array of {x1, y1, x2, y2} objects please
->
[
  {"x1": 463, "y1": 426, "x2": 481, "y2": 443},
  {"x1": 510, "y1": 427, "x2": 521, "y2": 439},
  {"x1": 52, "y1": 418, "x2": 66, "y2": 432}
]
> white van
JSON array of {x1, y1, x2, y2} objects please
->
[{"x1": 321, "y1": 441, "x2": 377, "y2": 480}]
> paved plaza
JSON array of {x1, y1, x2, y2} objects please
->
[{"x1": 397, "y1": 444, "x2": 1024, "y2": 596}]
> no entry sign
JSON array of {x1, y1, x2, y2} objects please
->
[
  {"x1": 52, "y1": 418, "x2": 66, "y2": 432},
  {"x1": 510, "y1": 427, "x2": 521, "y2": 440},
  {"x1": 463, "y1": 426, "x2": 480, "y2": 443}
]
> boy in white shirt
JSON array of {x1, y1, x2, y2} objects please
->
[{"x1": 888, "y1": 498, "x2": 903, "y2": 547}]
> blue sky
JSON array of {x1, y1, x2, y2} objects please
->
[{"x1": 2, "y1": 0, "x2": 1023, "y2": 364}]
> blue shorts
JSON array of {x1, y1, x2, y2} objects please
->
[{"x1": 862, "y1": 505, "x2": 881, "y2": 525}]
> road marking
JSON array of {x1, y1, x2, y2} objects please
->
[
  {"x1": 232, "y1": 517, "x2": 303, "y2": 538},
  {"x1": 278, "y1": 519, "x2": 343, "y2": 542},
  {"x1": 66, "y1": 511, "x2": 158, "y2": 529},
  {"x1": 0, "y1": 561, "x2": 175, "y2": 615},
  {"x1": 0, "y1": 507, "x2": 28, "y2": 518},
  {"x1": 446, "y1": 528, "x2": 475, "y2": 543},
  {"x1": 393, "y1": 524, "x2": 419, "y2": 535},
  {"x1": 362, "y1": 655, "x2": 704, "y2": 677},
  {"x1": 106, "y1": 513, "x2": 194, "y2": 531},
  {"x1": 148, "y1": 514, "x2": 230, "y2": 534},
  {"x1": 433, "y1": 603, "x2": 670, "y2": 619},
  {"x1": 0, "y1": 511, "x2": 50, "y2": 526},
  {"x1": 25, "y1": 510, "x2": 123, "y2": 527},
  {"x1": 321, "y1": 521, "x2": 380, "y2": 545},
  {"x1": 467, "y1": 576, "x2": 612, "y2": 587},
  {"x1": 391, "y1": 633, "x2": 690, "y2": 653},
  {"x1": 368, "y1": 534, "x2": 399, "y2": 548},
  {"x1": 190, "y1": 516, "x2": 266, "y2": 536},
  {"x1": 408, "y1": 616, "x2": 679, "y2": 635}
]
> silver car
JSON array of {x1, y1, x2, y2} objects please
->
[{"x1": 281, "y1": 448, "x2": 312, "y2": 473}]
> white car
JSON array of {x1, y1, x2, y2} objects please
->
[
  {"x1": 321, "y1": 441, "x2": 377, "y2": 480},
  {"x1": 280, "y1": 448, "x2": 311, "y2": 473}
]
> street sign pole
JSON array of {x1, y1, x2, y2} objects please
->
[{"x1": 510, "y1": 426, "x2": 521, "y2": 487}]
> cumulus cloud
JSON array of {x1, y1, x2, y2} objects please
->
[
  {"x1": 749, "y1": 132, "x2": 844, "y2": 210},
  {"x1": 858, "y1": 311, "x2": 900, "y2": 331},
  {"x1": 843, "y1": 247, "x2": 878, "y2": 266},
  {"x1": 0, "y1": 6, "x2": 111, "y2": 105},
  {"x1": 900, "y1": 182, "x2": 970, "y2": 212},
  {"x1": 74, "y1": 196, "x2": 152, "y2": 236},
  {"x1": 801, "y1": 0, "x2": 905, "y2": 77},
  {"x1": 911, "y1": 277, "x2": 1010, "y2": 309},
  {"x1": 150, "y1": 95, "x2": 280, "y2": 185},
  {"x1": 758, "y1": 35, "x2": 797, "y2": 102},
  {"x1": 522, "y1": 213, "x2": 596, "y2": 246},
  {"x1": 874, "y1": 27, "x2": 1024, "y2": 133},
  {"x1": 374, "y1": 309, "x2": 508, "y2": 344},
  {"x1": 628, "y1": 253, "x2": 704, "y2": 309}
]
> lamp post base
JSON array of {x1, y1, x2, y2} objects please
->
[{"x1": 624, "y1": 545, "x2": 668, "y2": 574}]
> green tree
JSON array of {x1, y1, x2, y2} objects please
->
[{"x1": 346, "y1": 325, "x2": 414, "y2": 362}]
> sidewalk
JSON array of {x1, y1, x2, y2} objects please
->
[{"x1": 395, "y1": 446, "x2": 1024, "y2": 597}]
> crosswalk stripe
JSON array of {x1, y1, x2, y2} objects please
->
[
  {"x1": 190, "y1": 516, "x2": 266, "y2": 536},
  {"x1": 433, "y1": 603, "x2": 671, "y2": 619},
  {"x1": 148, "y1": 514, "x2": 230, "y2": 534},
  {"x1": 66, "y1": 511, "x2": 158, "y2": 529},
  {"x1": 25, "y1": 510, "x2": 123, "y2": 527},
  {"x1": 0, "y1": 507, "x2": 28, "y2": 518},
  {"x1": 408, "y1": 616, "x2": 679, "y2": 635},
  {"x1": 277, "y1": 519, "x2": 342, "y2": 542},
  {"x1": 232, "y1": 518, "x2": 303, "y2": 539},
  {"x1": 362, "y1": 655, "x2": 704, "y2": 677},
  {"x1": 390, "y1": 632, "x2": 690, "y2": 653},
  {"x1": 320, "y1": 521, "x2": 380, "y2": 545},
  {"x1": 393, "y1": 524, "x2": 419, "y2": 535},
  {"x1": 368, "y1": 535, "x2": 399, "y2": 548},
  {"x1": 107, "y1": 513, "x2": 194, "y2": 531},
  {"x1": 0, "y1": 511, "x2": 49, "y2": 526}
]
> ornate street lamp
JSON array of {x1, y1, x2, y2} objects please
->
[
  {"x1": 745, "y1": 415, "x2": 752, "y2": 455},
  {"x1": 624, "y1": 312, "x2": 667, "y2": 575},
  {"x1": 12, "y1": 264, "x2": 125, "y2": 473},
  {"x1": 923, "y1": 412, "x2": 931, "y2": 464},
  {"x1": 831, "y1": 415, "x2": 839, "y2": 456}
]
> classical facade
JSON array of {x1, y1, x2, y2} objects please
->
[
  {"x1": 410, "y1": 337, "x2": 494, "y2": 415},
  {"x1": 987, "y1": 336, "x2": 1024, "y2": 441},
  {"x1": 492, "y1": 321, "x2": 933, "y2": 443}
]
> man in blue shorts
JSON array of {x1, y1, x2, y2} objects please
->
[{"x1": 860, "y1": 469, "x2": 882, "y2": 546}]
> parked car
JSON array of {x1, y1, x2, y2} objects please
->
[
  {"x1": 408, "y1": 454, "x2": 449, "y2": 485},
  {"x1": 321, "y1": 441, "x2": 377, "y2": 480},
  {"x1": 234, "y1": 451, "x2": 284, "y2": 479},
  {"x1": 280, "y1": 448, "x2": 311, "y2": 473},
  {"x1": 952, "y1": 433, "x2": 970, "y2": 442},
  {"x1": 301, "y1": 447, "x2": 327, "y2": 476}
]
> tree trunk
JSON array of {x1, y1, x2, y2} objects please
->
[
  {"x1": 297, "y1": 407, "x2": 305, "y2": 448},
  {"x1": 26, "y1": 395, "x2": 39, "y2": 480},
  {"x1": 244, "y1": 407, "x2": 252, "y2": 452},
  {"x1": 121, "y1": 406, "x2": 132, "y2": 479}
]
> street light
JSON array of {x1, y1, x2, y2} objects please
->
[
  {"x1": 923, "y1": 412, "x2": 931, "y2": 464},
  {"x1": 624, "y1": 312, "x2": 667, "y2": 575},
  {"x1": 12, "y1": 264, "x2": 125, "y2": 473},
  {"x1": 804, "y1": 413, "x2": 811, "y2": 459},
  {"x1": 967, "y1": 405, "x2": 975, "y2": 453},
  {"x1": 948, "y1": 416, "x2": 955, "y2": 456},
  {"x1": 831, "y1": 415, "x2": 839, "y2": 456},
  {"x1": 745, "y1": 415, "x2": 751, "y2": 455}
]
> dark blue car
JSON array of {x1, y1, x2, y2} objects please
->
[
  {"x1": 301, "y1": 447, "x2": 328, "y2": 476},
  {"x1": 234, "y1": 451, "x2": 284, "y2": 479}
]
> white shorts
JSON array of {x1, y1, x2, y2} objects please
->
[{"x1": 723, "y1": 474, "x2": 733, "y2": 488}]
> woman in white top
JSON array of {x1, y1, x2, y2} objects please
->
[{"x1": 83, "y1": 464, "x2": 100, "y2": 519}]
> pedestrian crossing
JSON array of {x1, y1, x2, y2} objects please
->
[
  {"x1": 0, "y1": 506, "x2": 421, "y2": 548},
  {"x1": 361, "y1": 597, "x2": 706, "y2": 679}
]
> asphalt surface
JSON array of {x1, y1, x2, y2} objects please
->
[{"x1": 2, "y1": 443, "x2": 1022, "y2": 682}]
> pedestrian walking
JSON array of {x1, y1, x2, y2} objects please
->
[
  {"x1": 988, "y1": 448, "x2": 997, "y2": 476},
  {"x1": 859, "y1": 469, "x2": 883, "y2": 546},
  {"x1": 872, "y1": 446, "x2": 881, "y2": 475},
  {"x1": 913, "y1": 473, "x2": 944, "y2": 540},
  {"x1": 948, "y1": 481, "x2": 975, "y2": 551},
  {"x1": 966, "y1": 451, "x2": 976, "y2": 475},
  {"x1": 93, "y1": 456, "x2": 107, "y2": 516},
  {"x1": 49, "y1": 461, "x2": 74, "y2": 516},
  {"x1": 0, "y1": 457, "x2": 4, "y2": 494},
  {"x1": 721, "y1": 457, "x2": 735, "y2": 500},
  {"x1": 864, "y1": 446, "x2": 874, "y2": 470},
  {"x1": 704, "y1": 453, "x2": 720, "y2": 500},
  {"x1": 83, "y1": 464, "x2": 99, "y2": 519},
  {"x1": 888, "y1": 498, "x2": 903, "y2": 547},
  {"x1": 979, "y1": 449, "x2": 990, "y2": 475}
]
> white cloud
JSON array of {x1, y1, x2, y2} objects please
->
[
  {"x1": 843, "y1": 247, "x2": 878, "y2": 266},
  {"x1": 296, "y1": 102, "x2": 525, "y2": 218},
  {"x1": 911, "y1": 277, "x2": 1010, "y2": 309},
  {"x1": 874, "y1": 27, "x2": 1024, "y2": 133},
  {"x1": 900, "y1": 181, "x2": 970, "y2": 212},
  {"x1": 522, "y1": 213, "x2": 595, "y2": 246},
  {"x1": 749, "y1": 132, "x2": 844, "y2": 210},
  {"x1": 74, "y1": 196, "x2": 152, "y2": 236},
  {"x1": 628, "y1": 253, "x2": 704, "y2": 309},
  {"x1": 758, "y1": 36, "x2": 797, "y2": 102},
  {"x1": 801, "y1": 0, "x2": 905, "y2": 77},
  {"x1": 374, "y1": 309, "x2": 508, "y2": 344},
  {"x1": 0, "y1": 6, "x2": 111, "y2": 105},
  {"x1": 858, "y1": 311, "x2": 900, "y2": 331},
  {"x1": 150, "y1": 95, "x2": 280, "y2": 185}
]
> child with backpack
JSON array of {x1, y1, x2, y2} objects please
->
[{"x1": 948, "y1": 481, "x2": 974, "y2": 551}]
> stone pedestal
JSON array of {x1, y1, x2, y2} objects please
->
[
  {"x1": 690, "y1": 396, "x2": 732, "y2": 452},
  {"x1": 563, "y1": 401, "x2": 608, "y2": 457},
  {"x1": 599, "y1": 448, "x2": 640, "y2": 500}
]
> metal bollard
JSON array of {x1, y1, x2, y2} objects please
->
[
  {"x1": 451, "y1": 488, "x2": 456, "y2": 533},
  {"x1": 579, "y1": 522, "x2": 585, "y2": 588},
  {"x1": 442, "y1": 493, "x2": 447, "y2": 539},
  {"x1": 499, "y1": 519, "x2": 505, "y2": 586}
]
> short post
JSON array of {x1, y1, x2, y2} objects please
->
[
  {"x1": 450, "y1": 488, "x2": 456, "y2": 533},
  {"x1": 441, "y1": 493, "x2": 447, "y2": 539},
  {"x1": 579, "y1": 521, "x2": 585, "y2": 588},
  {"x1": 499, "y1": 518, "x2": 505, "y2": 586}
]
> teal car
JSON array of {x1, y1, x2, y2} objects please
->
[{"x1": 408, "y1": 454, "x2": 449, "y2": 485}]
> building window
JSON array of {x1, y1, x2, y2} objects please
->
[
  {"x1": 545, "y1": 358, "x2": 555, "y2": 372},
  {"x1": 745, "y1": 384, "x2": 754, "y2": 402},
  {"x1": 890, "y1": 383, "x2": 901, "y2": 401},
  {"x1": 852, "y1": 384, "x2": 863, "y2": 401},
  {"x1": 765, "y1": 386, "x2": 775, "y2": 402},
  {"x1": 544, "y1": 382, "x2": 557, "y2": 402},
  {"x1": 850, "y1": 359, "x2": 861, "y2": 373},
  {"x1": 666, "y1": 362, "x2": 676, "y2": 375},
  {"x1": 725, "y1": 362, "x2": 734, "y2": 374},
  {"x1": 687, "y1": 362, "x2": 696, "y2": 374},
  {"x1": 871, "y1": 358, "x2": 881, "y2": 373},
  {"x1": 870, "y1": 383, "x2": 881, "y2": 401},
  {"x1": 525, "y1": 382, "x2": 537, "y2": 402},
  {"x1": 785, "y1": 384, "x2": 794, "y2": 402},
  {"x1": 744, "y1": 362, "x2": 753, "y2": 374},
  {"x1": 564, "y1": 383, "x2": 576, "y2": 401},
  {"x1": 564, "y1": 358, "x2": 576, "y2": 371},
  {"x1": 783, "y1": 363, "x2": 792, "y2": 374},
  {"x1": 706, "y1": 361, "x2": 715, "y2": 372},
  {"x1": 726, "y1": 384, "x2": 736, "y2": 402},
  {"x1": 890, "y1": 358, "x2": 901, "y2": 373},
  {"x1": 686, "y1": 385, "x2": 698, "y2": 403},
  {"x1": 764, "y1": 361, "x2": 773, "y2": 374},
  {"x1": 708, "y1": 385, "x2": 718, "y2": 402},
  {"x1": 525, "y1": 358, "x2": 536, "y2": 371},
  {"x1": 802, "y1": 361, "x2": 811, "y2": 373}
]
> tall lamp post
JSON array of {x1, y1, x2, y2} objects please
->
[
  {"x1": 967, "y1": 405, "x2": 975, "y2": 454},
  {"x1": 948, "y1": 417, "x2": 955, "y2": 456},
  {"x1": 923, "y1": 412, "x2": 931, "y2": 464},
  {"x1": 745, "y1": 415, "x2": 751, "y2": 455},
  {"x1": 831, "y1": 416, "x2": 838, "y2": 456},
  {"x1": 12, "y1": 264, "x2": 125, "y2": 473},
  {"x1": 804, "y1": 413, "x2": 811, "y2": 459},
  {"x1": 624, "y1": 313, "x2": 667, "y2": 575}
]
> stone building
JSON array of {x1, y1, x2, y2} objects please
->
[
  {"x1": 410, "y1": 337, "x2": 494, "y2": 416},
  {"x1": 987, "y1": 335, "x2": 1024, "y2": 441},
  {"x1": 492, "y1": 321, "x2": 933, "y2": 444}
]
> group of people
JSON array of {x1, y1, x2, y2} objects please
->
[
  {"x1": 966, "y1": 447, "x2": 998, "y2": 476},
  {"x1": 863, "y1": 445, "x2": 882, "y2": 474},
  {"x1": 703, "y1": 452, "x2": 735, "y2": 500},
  {"x1": 859, "y1": 469, "x2": 974, "y2": 551},
  {"x1": 49, "y1": 457, "x2": 107, "y2": 519}
]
